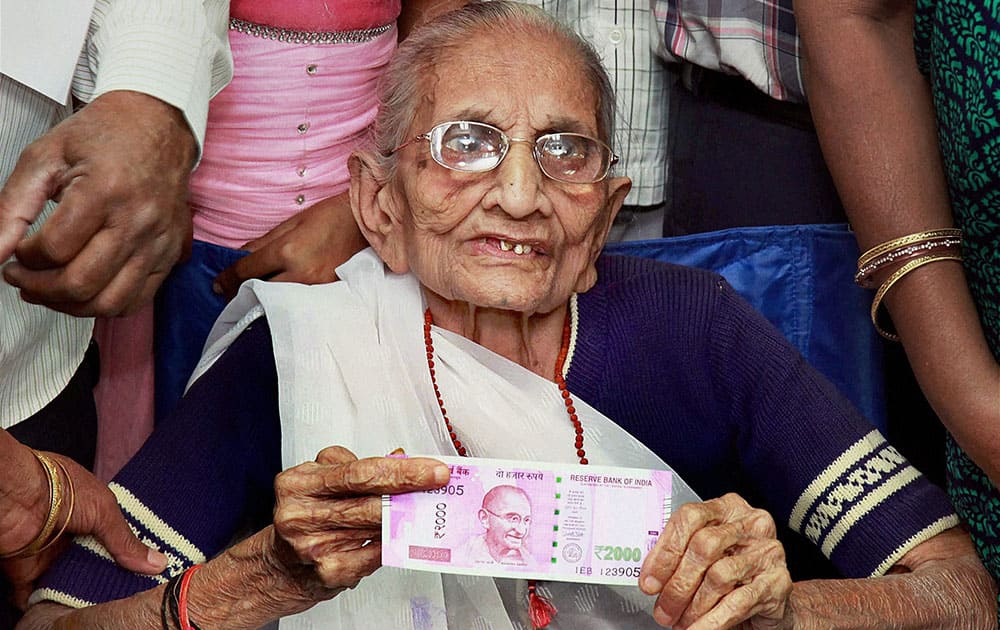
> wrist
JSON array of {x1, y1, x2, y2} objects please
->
[
  {"x1": 89, "y1": 90, "x2": 198, "y2": 170},
  {"x1": 0, "y1": 442, "x2": 52, "y2": 555},
  {"x1": 181, "y1": 528, "x2": 319, "y2": 628}
]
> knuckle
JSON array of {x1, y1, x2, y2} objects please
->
[
  {"x1": 276, "y1": 240, "x2": 301, "y2": 262},
  {"x1": 317, "y1": 446, "x2": 356, "y2": 465},
  {"x1": 90, "y1": 293, "x2": 129, "y2": 317},
  {"x1": 272, "y1": 504, "x2": 308, "y2": 536},
  {"x1": 19, "y1": 140, "x2": 54, "y2": 166},
  {"x1": 689, "y1": 528, "x2": 726, "y2": 560},
  {"x1": 747, "y1": 505, "x2": 776, "y2": 529},
  {"x1": 340, "y1": 460, "x2": 382, "y2": 493},
  {"x1": 704, "y1": 560, "x2": 739, "y2": 590},
  {"x1": 760, "y1": 539, "x2": 786, "y2": 563},
  {"x1": 31, "y1": 233, "x2": 75, "y2": 266},
  {"x1": 59, "y1": 274, "x2": 96, "y2": 302},
  {"x1": 720, "y1": 492, "x2": 751, "y2": 511}
]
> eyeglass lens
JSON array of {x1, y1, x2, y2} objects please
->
[
  {"x1": 428, "y1": 121, "x2": 611, "y2": 183},
  {"x1": 484, "y1": 507, "x2": 531, "y2": 527}
]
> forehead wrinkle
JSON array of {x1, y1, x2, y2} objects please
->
[
  {"x1": 430, "y1": 31, "x2": 600, "y2": 133},
  {"x1": 437, "y1": 107, "x2": 597, "y2": 139}
]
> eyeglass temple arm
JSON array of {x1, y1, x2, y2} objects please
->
[{"x1": 384, "y1": 133, "x2": 431, "y2": 157}]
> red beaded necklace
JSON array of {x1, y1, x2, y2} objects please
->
[{"x1": 422, "y1": 307, "x2": 587, "y2": 628}]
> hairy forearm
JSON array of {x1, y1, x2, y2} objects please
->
[
  {"x1": 794, "y1": 0, "x2": 1000, "y2": 483},
  {"x1": 21, "y1": 527, "x2": 321, "y2": 630},
  {"x1": 787, "y1": 554, "x2": 996, "y2": 629}
]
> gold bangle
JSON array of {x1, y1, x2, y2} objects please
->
[
  {"x1": 870, "y1": 253, "x2": 964, "y2": 341},
  {"x1": 0, "y1": 450, "x2": 63, "y2": 559},
  {"x1": 854, "y1": 237, "x2": 962, "y2": 288},
  {"x1": 33, "y1": 457, "x2": 76, "y2": 555},
  {"x1": 857, "y1": 228, "x2": 962, "y2": 269}
]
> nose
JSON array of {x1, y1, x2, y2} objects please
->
[
  {"x1": 512, "y1": 519, "x2": 528, "y2": 534},
  {"x1": 486, "y1": 141, "x2": 550, "y2": 218}
]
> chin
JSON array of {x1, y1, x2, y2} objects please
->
[{"x1": 452, "y1": 283, "x2": 556, "y2": 314}]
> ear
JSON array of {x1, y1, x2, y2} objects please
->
[
  {"x1": 573, "y1": 176, "x2": 632, "y2": 293},
  {"x1": 349, "y1": 151, "x2": 410, "y2": 273}
]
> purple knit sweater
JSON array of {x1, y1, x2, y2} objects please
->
[{"x1": 35, "y1": 255, "x2": 956, "y2": 608}]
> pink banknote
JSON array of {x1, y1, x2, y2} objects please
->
[{"x1": 382, "y1": 456, "x2": 673, "y2": 585}]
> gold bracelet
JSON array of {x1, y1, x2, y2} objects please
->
[
  {"x1": 854, "y1": 236, "x2": 962, "y2": 288},
  {"x1": 857, "y1": 228, "x2": 962, "y2": 269},
  {"x1": 870, "y1": 253, "x2": 964, "y2": 341},
  {"x1": 33, "y1": 457, "x2": 76, "y2": 555},
  {"x1": 0, "y1": 450, "x2": 63, "y2": 559}
]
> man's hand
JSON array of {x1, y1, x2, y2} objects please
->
[
  {"x1": 212, "y1": 192, "x2": 367, "y2": 299},
  {"x1": 0, "y1": 90, "x2": 197, "y2": 317}
]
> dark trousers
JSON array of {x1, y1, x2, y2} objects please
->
[{"x1": 664, "y1": 73, "x2": 846, "y2": 235}]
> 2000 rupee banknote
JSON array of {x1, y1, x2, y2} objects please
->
[{"x1": 382, "y1": 456, "x2": 673, "y2": 585}]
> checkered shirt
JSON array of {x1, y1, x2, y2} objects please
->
[{"x1": 653, "y1": 0, "x2": 805, "y2": 103}]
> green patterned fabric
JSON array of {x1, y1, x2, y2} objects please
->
[{"x1": 915, "y1": 0, "x2": 1000, "y2": 595}]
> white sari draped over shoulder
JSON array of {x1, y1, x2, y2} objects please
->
[{"x1": 190, "y1": 248, "x2": 699, "y2": 630}]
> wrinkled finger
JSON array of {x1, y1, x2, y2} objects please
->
[
  {"x1": 641, "y1": 498, "x2": 734, "y2": 594},
  {"x1": 11, "y1": 255, "x2": 166, "y2": 317},
  {"x1": 315, "y1": 446, "x2": 360, "y2": 466},
  {"x1": 13, "y1": 180, "x2": 112, "y2": 270},
  {"x1": 684, "y1": 565, "x2": 792, "y2": 630},
  {"x1": 0, "y1": 143, "x2": 67, "y2": 261},
  {"x1": 279, "y1": 456, "x2": 449, "y2": 499},
  {"x1": 325, "y1": 456, "x2": 449, "y2": 495},
  {"x1": 650, "y1": 519, "x2": 750, "y2": 626},
  {"x1": 277, "y1": 495, "x2": 384, "y2": 536},
  {"x1": 214, "y1": 247, "x2": 284, "y2": 298},
  {"x1": 676, "y1": 538, "x2": 788, "y2": 628},
  {"x1": 286, "y1": 527, "x2": 382, "y2": 565},
  {"x1": 314, "y1": 541, "x2": 383, "y2": 590},
  {"x1": 6, "y1": 217, "x2": 138, "y2": 304}
]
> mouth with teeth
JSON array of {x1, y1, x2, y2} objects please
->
[
  {"x1": 498, "y1": 239, "x2": 532, "y2": 255},
  {"x1": 480, "y1": 237, "x2": 544, "y2": 257}
]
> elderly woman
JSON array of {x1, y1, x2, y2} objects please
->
[{"x1": 18, "y1": 3, "x2": 997, "y2": 629}]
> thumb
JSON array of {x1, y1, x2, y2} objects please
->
[
  {"x1": 0, "y1": 152, "x2": 65, "y2": 261},
  {"x1": 92, "y1": 512, "x2": 169, "y2": 575}
]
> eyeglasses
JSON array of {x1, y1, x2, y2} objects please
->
[
  {"x1": 387, "y1": 120, "x2": 618, "y2": 184},
  {"x1": 483, "y1": 507, "x2": 532, "y2": 528}
]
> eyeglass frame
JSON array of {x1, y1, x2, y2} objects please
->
[
  {"x1": 481, "y1": 506, "x2": 532, "y2": 528},
  {"x1": 385, "y1": 120, "x2": 619, "y2": 184}
]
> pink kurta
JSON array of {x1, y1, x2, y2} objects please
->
[
  {"x1": 192, "y1": 0, "x2": 399, "y2": 247},
  {"x1": 94, "y1": 1, "x2": 399, "y2": 480}
]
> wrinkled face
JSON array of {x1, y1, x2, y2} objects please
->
[
  {"x1": 385, "y1": 29, "x2": 630, "y2": 314},
  {"x1": 482, "y1": 487, "x2": 532, "y2": 555}
]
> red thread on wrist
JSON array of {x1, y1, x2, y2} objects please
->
[{"x1": 177, "y1": 564, "x2": 203, "y2": 630}]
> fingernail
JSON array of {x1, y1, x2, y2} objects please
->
[
  {"x1": 641, "y1": 575, "x2": 662, "y2": 594},
  {"x1": 653, "y1": 606, "x2": 673, "y2": 627},
  {"x1": 211, "y1": 282, "x2": 222, "y2": 295},
  {"x1": 432, "y1": 464, "x2": 450, "y2": 485},
  {"x1": 147, "y1": 547, "x2": 168, "y2": 571}
]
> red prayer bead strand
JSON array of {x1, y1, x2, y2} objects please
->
[
  {"x1": 423, "y1": 308, "x2": 584, "y2": 629},
  {"x1": 423, "y1": 308, "x2": 585, "y2": 465}
]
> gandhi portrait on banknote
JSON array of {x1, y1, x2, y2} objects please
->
[{"x1": 462, "y1": 485, "x2": 539, "y2": 567}]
